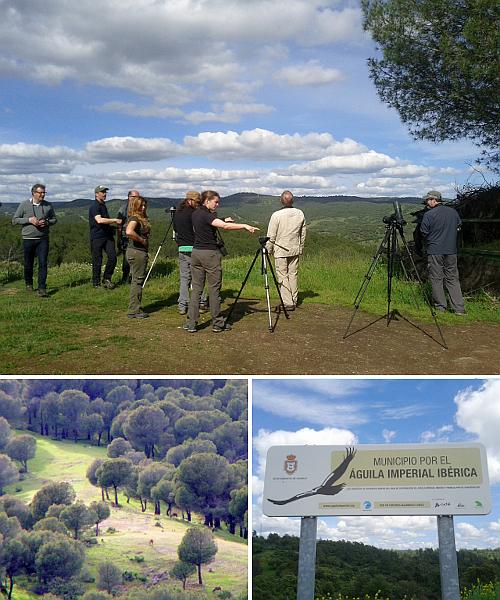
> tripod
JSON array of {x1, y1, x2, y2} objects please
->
[
  {"x1": 143, "y1": 207, "x2": 176, "y2": 288},
  {"x1": 343, "y1": 218, "x2": 447, "y2": 349},
  {"x1": 225, "y1": 237, "x2": 290, "y2": 332}
]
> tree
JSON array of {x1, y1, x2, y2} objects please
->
[
  {"x1": 59, "y1": 389, "x2": 90, "y2": 441},
  {"x1": 0, "y1": 496, "x2": 32, "y2": 529},
  {"x1": 107, "y1": 436, "x2": 133, "y2": 458},
  {"x1": 137, "y1": 463, "x2": 170, "y2": 514},
  {"x1": 86, "y1": 458, "x2": 108, "y2": 501},
  {"x1": 0, "y1": 537, "x2": 29, "y2": 600},
  {"x1": 123, "y1": 405, "x2": 168, "y2": 458},
  {"x1": 0, "y1": 391, "x2": 23, "y2": 423},
  {"x1": 177, "y1": 526, "x2": 218, "y2": 585},
  {"x1": 97, "y1": 560, "x2": 122, "y2": 595},
  {"x1": 89, "y1": 500, "x2": 111, "y2": 536},
  {"x1": 170, "y1": 560, "x2": 196, "y2": 590},
  {"x1": 177, "y1": 452, "x2": 230, "y2": 526},
  {"x1": 33, "y1": 516, "x2": 70, "y2": 535},
  {"x1": 97, "y1": 457, "x2": 133, "y2": 506},
  {"x1": 30, "y1": 482, "x2": 76, "y2": 522},
  {"x1": 361, "y1": 0, "x2": 500, "y2": 170},
  {"x1": 0, "y1": 416, "x2": 12, "y2": 450},
  {"x1": 5, "y1": 434, "x2": 37, "y2": 472},
  {"x1": 0, "y1": 454, "x2": 18, "y2": 494},
  {"x1": 60, "y1": 503, "x2": 95, "y2": 540},
  {"x1": 34, "y1": 535, "x2": 85, "y2": 583},
  {"x1": 229, "y1": 486, "x2": 248, "y2": 538}
]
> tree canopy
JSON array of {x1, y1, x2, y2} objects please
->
[{"x1": 362, "y1": 0, "x2": 500, "y2": 171}]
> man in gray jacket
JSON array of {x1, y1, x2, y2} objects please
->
[
  {"x1": 420, "y1": 190, "x2": 465, "y2": 314},
  {"x1": 12, "y1": 183, "x2": 57, "y2": 297},
  {"x1": 266, "y1": 190, "x2": 306, "y2": 310}
]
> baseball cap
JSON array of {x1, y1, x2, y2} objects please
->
[
  {"x1": 424, "y1": 190, "x2": 442, "y2": 202},
  {"x1": 95, "y1": 185, "x2": 109, "y2": 193}
]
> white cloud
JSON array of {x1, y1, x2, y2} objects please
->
[
  {"x1": 382, "y1": 429, "x2": 396, "y2": 443},
  {"x1": 276, "y1": 60, "x2": 344, "y2": 86},
  {"x1": 420, "y1": 424, "x2": 453, "y2": 444},
  {"x1": 291, "y1": 150, "x2": 398, "y2": 175},
  {"x1": 84, "y1": 137, "x2": 183, "y2": 163},
  {"x1": 0, "y1": 143, "x2": 80, "y2": 175},
  {"x1": 454, "y1": 380, "x2": 500, "y2": 483},
  {"x1": 183, "y1": 129, "x2": 363, "y2": 161}
]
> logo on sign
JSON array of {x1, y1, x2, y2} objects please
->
[
  {"x1": 284, "y1": 455, "x2": 298, "y2": 475},
  {"x1": 363, "y1": 501, "x2": 373, "y2": 511}
]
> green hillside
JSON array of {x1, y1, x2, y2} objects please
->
[{"x1": 5, "y1": 434, "x2": 247, "y2": 599}]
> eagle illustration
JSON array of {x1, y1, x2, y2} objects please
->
[{"x1": 267, "y1": 447, "x2": 356, "y2": 505}]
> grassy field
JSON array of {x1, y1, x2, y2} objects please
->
[
  {"x1": 5, "y1": 433, "x2": 248, "y2": 599},
  {"x1": 0, "y1": 232, "x2": 498, "y2": 374}
]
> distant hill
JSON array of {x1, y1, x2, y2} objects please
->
[{"x1": 1, "y1": 193, "x2": 421, "y2": 214}]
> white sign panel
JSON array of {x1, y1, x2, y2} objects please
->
[{"x1": 263, "y1": 443, "x2": 491, "y2": 517}]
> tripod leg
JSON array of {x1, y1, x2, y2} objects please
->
[
  {"x1": 265, "y1": 251, "x2": 289, "y2": 319},
  {"x1": 225, "y1": 248, "x2": 261, "y2": 325},
  {"x1": 143, "y1": 244, "x2": 163, "y2": 288},
  {"x1": 386, "y1": 227, "x2": 397, "y2": 325},
  {"x1": 261, "y1": 252, "x2": 274, "y2": 332},
  {"x1": 343, "y1": 228, "x2": 390, "y2": 338},
  {"x1": 398, "y1": 232, "x2": 448, "y2": 348}
]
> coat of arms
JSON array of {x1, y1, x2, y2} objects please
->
[{"x1": 284, "y1": 454, "x2": 297, "y2": 475}]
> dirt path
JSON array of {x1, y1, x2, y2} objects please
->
[{"x1": 18, "y1": 302, "x2": 500, "y2": 375}]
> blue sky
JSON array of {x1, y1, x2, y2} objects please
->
[
  {"x1": 0, "y1": 0, "x2": 489, "y2": 204},
  {"x1": 252, "y1": 378, "x2": 500, "y2": 549}
]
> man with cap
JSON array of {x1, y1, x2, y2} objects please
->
[
  {"x1": 89, "y1": 185, "x2": 121, "y2": 289},
  {"x1": 116, "y1": 189, "x2": 141, "y2": 284},
  {"x1": 173, "y1": 191, "x2": 208, "y2": 314},
  {"x1": 12, "y1": 183, "x2": 57, "y2": 297},
  {"x1": 420, "y1": 190, "x2": 465, "y2": 314}
]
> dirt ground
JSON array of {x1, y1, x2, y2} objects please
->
[{"x1": 18, "y1": 301, "x2": 500, "y2": 375}]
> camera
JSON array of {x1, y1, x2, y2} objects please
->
[{"x1": 259, "y1": 236, "x2": 270, "y2": 246}]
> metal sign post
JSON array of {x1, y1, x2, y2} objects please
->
[
  {"x1": 297, "y1": 516, "x2": 318, "y2": 600},
  {"x1": 437, "y1": 515, "x2": 460, "y2": 600}
]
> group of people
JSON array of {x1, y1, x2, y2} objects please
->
[{"x1": 11, "y1": 184, "x2": 466, "y2": 326}]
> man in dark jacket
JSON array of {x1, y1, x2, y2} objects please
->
[
  {"x1": 89, "y1": 185, "x2": 121, "y2": 289},
  {"x1": 12, "y1": 183, "x2": 57, "y2": 297},
  {"x1": 420, "y1": 190, "x2": 465, "y2": 314}
]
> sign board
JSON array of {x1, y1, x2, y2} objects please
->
[{"x1": 263, "y1": 443, "x2": 491, "y2": 517}]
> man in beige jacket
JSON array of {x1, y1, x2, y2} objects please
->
[{"x1": 266, "y1": 190, "x2": 306, "y2": 310}]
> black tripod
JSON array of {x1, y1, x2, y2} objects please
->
[
  {"x1": 225, "y1": 236, "x2": 290, "y2": 332},
  {"x1": 343, "y1": 217, "x2": 447, "y2": 349},
  {"x1": 143, "y1": 207, "x2": 176, "y2": 288}
]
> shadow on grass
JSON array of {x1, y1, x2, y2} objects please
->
[{"x1": 144, "y1": 292, "x2": 178, "y2": 314}]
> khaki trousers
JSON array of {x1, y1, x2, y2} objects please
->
[
  {"x1": 275, "y1": 255, "x2": 300, "y2": 307},
  {"x1": 187, "y1": 249, "x2": 224, "y2": 328},
  {"x1": 126, "y1": 247, "x2": 148, "y2": 314}
]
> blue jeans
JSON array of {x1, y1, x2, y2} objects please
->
[{"x1": 23, "y1": 237, "x2": 49, "y2": 289}]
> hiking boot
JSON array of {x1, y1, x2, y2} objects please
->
[
  {"x1": 199, "y1": 303, "x2": 209, "y2": 313},
  {"x1": 128, "y1": 312, "x2": 149, "y2": 319},
  {"x1": 212, "y1": 323, "x2": 232, "y2": 333},
  {"x1": 102, "y1": 279, "x2": 115, "y2": 290},
  {"x1": 26, "y1": 284, "x2": 34, "y2": 292},
  {"x1": 183, "y1": 322, "x2": 197, "y2": 333},
  {"x1": 178, "y1": 307, "x2": 188, "y2": 315},
  {"x1": 37, "y1": 288, "x2": 48, "y2": 298}
]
